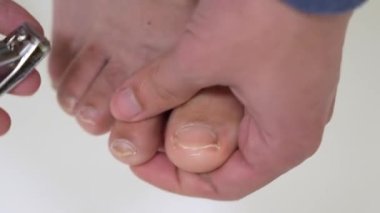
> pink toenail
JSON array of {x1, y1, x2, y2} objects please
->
[
  {"x1": 76, "y1": 106, "x2": 98, "y2": 126},
  {"x1": 110, "y1": 139, "x2": 137, "y2": 157},
  {"x1": 172, "y1": 123, "x2": 220, "y2": 156}
]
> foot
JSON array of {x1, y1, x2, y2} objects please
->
[
  {"x1": 50, "y1": 0, "x2": 243, "y2": 173},
  {"x1": 50, "y1": 0, "x2": 196, "y2": 134}
]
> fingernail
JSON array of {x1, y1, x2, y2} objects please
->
[
  {"x1": 76, "y1": 106, "x2": 98, "y2": 126},
  {"x1": 116, "y1": 88, "x2": 142, "y2": 119},
  {"x1": 173, "y1": 123, "x2": 220, "y2": 153},
  {"x1": 110, "y1": 139, "x2": 137, "y2": 157}
]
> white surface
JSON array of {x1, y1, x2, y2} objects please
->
[{"x1": 0, "y1": 1, "x2": 379, "y2": 212}]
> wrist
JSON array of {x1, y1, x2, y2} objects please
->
[
  {"x1": 254, "y1": 0, "x2": 353, "y2": 34},
  {"x1": 282, "y1": 0, "x2": 367, "y2": 14}
]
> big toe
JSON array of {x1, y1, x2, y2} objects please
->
[{"x1": 165, "y1": 87, "x2": 243, "y2": 173}]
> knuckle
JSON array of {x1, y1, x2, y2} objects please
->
[
  {"x1": 152, "y1": 78, "x2": 182, "y2": 104},
  {"x1": 282, "y1": 137, "x2": 322, "y2": 166},
  {"x1": 148, "y1": 62, "x2": 184, "y2": 104}
]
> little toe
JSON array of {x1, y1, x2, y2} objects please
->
[
  {"x1": 50, "y1": 0, "x2": 97, "y2": 88},
  {"x1": 109, "y1": 116, "x2": 164, "y2": 166},
  {"x1": 49, "y1": 34, "x2": 79, "y2": 88},
  {"x1": 56, "y1": 43, "x2": 108, "y2": 115},
  {"x1": 165, "y1": 87, "x2": 243, "y2": 173}
]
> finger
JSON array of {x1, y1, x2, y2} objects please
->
[
  {"x1": 131, "y1": 150, "x2": 275, "y2": 200},
  {"x1": 110, "y1": 33, "x2": 219, "y2": 122},
  {"x1": 9, "y1": 70, "x2": 41, "y2": 96},
  {"x1": 165, "y1": 87, "x2": 242, "y2": 173},
  {"x1": 0, "y1": 0, "x2": 43, "y2": 35},
  {"x1": 0, "y1": 108, "x2": 11, "y2": 136},
  {"x1": 132, "y1": 113, "x2": 317, "y2": 200}
]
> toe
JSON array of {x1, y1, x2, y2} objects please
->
[
  {"x1": 49, "y1": 0, "x2": 92, "y2": 88},
  {"x1": 74, "y1": 62, "x2": 127, "y2": 135},
  {"x1": 49, "y1": 34, "x2": 79, "y2": 88},
  {"x1": 57, "y1": 43, "x2": 108, "y2": 115},
  {"x1": 75, "y1": 103, "x2": 113, "y2": 135},
  {"x1": 165, "y1": 87, "x2": 243, "y2": 173},
  {"x1": 109, "y1": 116, "x2": 163, "y2": 166}
]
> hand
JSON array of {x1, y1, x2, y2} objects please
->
[
  {"x1": 111, "y1": 0, "x2": 352, "y2": 200},
  {"x1": 0, "y1": 0, "x2": 43, "y2": 135}
]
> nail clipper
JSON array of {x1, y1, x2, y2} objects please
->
[{"x1": 0, "y1": 23, "x2": 50, "y2": 96}]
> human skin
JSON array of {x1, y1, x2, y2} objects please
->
[
  {"x1": 50, "y1": 0, "x2": 242, "y2": 173},
  {"x1": 111, "y1": 0, "x2": 352, "y2": 200},
  {"x1": 0, "y1": 0, "x2": 42, "y2": 135}
]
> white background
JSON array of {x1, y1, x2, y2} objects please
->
[{"x1": 0, "y1": 0, "x2": 379, "y2": 212}]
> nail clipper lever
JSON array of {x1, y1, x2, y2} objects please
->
[{"x1": 0, "y1": 23, "x2": 50, "y2": 96}]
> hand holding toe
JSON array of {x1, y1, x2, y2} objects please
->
[{"x1": 111, "y1": 0, "x2": 352, "y2": 200}]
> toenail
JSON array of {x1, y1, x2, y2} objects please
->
[
  {"x1": 172, "y1": 123, "x2": 220, "y2": 154},
  {"x1": 76, "y1": 106, "x2": 98, "y2": 126},
  {"x1": 110, "y1": 139, "x2": 137, "y2": 157},
  {"x1": 62, "y1": 96, "x2": 77, "y2": 113},
  {"x1": 116, "y1": 88, "x2": 142, "y2": 119}
]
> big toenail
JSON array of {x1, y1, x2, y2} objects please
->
[
  {"x1": 172, "y1": 123, "x2": 220, "y2": 154},
  {"x1": 117, "y1": 88, "x2": 142, "y2": 119},
  {"x1": 110, "y1": 139, "x2": 137, "y2": 157},
  {"x1": 76, "y1": 106, "x2": 98, "y2": 125}
]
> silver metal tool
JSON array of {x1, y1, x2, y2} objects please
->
[{"x1": 0, "y1": 23, "x2": 50, "y2": 96}]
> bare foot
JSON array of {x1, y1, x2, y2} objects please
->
[
  {"x1": 50, "y1": 0, "x2": 196, "y2": 134},
  {"x1": 50, "y1": 0, "x2": 243, "y2": 173}
]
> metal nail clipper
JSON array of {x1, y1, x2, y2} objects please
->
[{"x1": 0, "y1": 23, "x2": 50, "y2": 96}]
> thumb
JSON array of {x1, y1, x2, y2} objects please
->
[{"x1": 111, "y1": 36, "x2": 217, "y2": 122}]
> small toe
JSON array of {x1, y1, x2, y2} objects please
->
[
  {"x1": 49, "y1": 34, "x2": 79, "y2": 88},
  {"x1": 74, "y1": 62, "x2": 127, "y2": 135},
  {"x1": 56, "y1": 43, "x2": 108, "y2": 115},
  {"x1": 109, "y1": 116, "x2": 164, "y2": 166}
]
